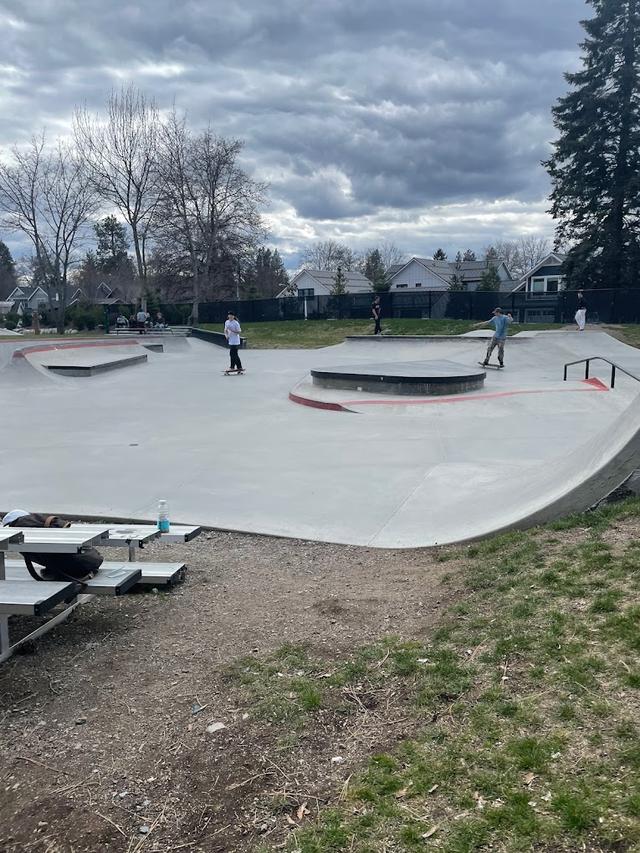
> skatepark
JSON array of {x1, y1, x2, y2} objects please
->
[{"x1": 2, "y1": 326, "x2": 640, "y2": 548}]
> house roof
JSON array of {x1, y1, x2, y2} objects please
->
[
  {"x1": 387, "y1": 256, "x2": 513, "y2": 285},
  {"x1": 286, "y1": 268, "x2": 374, "y2": 294}
]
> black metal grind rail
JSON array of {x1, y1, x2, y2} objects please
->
[{"x1": 563, "y1": 356, "x2": 640, "y2": 389}]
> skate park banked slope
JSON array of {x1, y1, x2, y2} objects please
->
[{"x1": 1, "y1": 330, "x2": 640, "y2": 548}]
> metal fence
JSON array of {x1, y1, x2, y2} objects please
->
[
  {"x1": 108, "y1": 288, "x2": 640, "y2": 328},
  {"x1": 185, "y1": 288, "x2": 640, "y2": 326}
]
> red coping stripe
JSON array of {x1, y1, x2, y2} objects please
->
[
  {"x1": 289, "y1": 379, "x2": 608, "y2": 412},
  {"x1": 288, "y1": 392, "x2": 354, "y2": 412},
  {"x1": 12, "y1": 339, "x2": 140, "y2": 359}
]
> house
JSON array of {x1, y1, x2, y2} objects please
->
[
  {"x1": 512, "y1": 252, "x2": 567, "y2": 295},
  {"x1": 7, "y1": 280, "x2": 122, "y2": 314},
  {"x1": 277, "y1": 268, "x2": 374, "y2": 298},
  {"x1": 387, "y1": 257, "x2": 514, "y2": 291},
  {"x1": 6, "y1": 284, "x2": 49, "y2": 314}
]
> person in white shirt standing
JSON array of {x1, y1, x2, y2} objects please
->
[{"x1": 224, "y1": 311, "x2": 243, "y2": 372}]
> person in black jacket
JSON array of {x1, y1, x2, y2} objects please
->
[
  {"x1": 575, "y1": 290, "x2": 587, "y2": 331},
  {"x1": 371, "y1": 297, "x2": 382, "y2": 335}
]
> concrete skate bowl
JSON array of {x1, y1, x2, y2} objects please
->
[
  {"x1": 365, "y1": 389, "x2": 640, "y2": 547},
  {"x1": 0, "y1": 339, "x2": 154, "y2": 386}
]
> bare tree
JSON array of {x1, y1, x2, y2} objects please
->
[
  {"x1": 74, "y1": 85, "x2": 160, "y2": 283},
  {"x1": 156, "y1": 112, "x2": 267, "y2": 320},
  {"x1": 0, "y1": 135, "x2": 98, "y2": 332},
  {"x1": 301, "y1": 240, "x2": 357, "y2": 271},
  {"x1": 378, "y1": 240, "x2": 406, "y2": 272},
  {"x1": 518, "y1": 235, "x2": 551, "y2": 276},
  {"x1": 491, "y1": 236, "x2": 551, "y2": 280}
]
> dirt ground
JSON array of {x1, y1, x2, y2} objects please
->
[{"x1": 0, "y1": 531, "x2": 460, "y2": 853}]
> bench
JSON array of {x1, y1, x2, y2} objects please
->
[
  {"x1": 4, "y1": 562, "x2": 142, "y2": 595},
  {"x1": 0, "y1": 527, "x2": 109, "y2": 662}
]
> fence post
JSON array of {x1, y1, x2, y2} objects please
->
[{"x1": 428, "y1": 291, "x2": 432, "y2": 319}]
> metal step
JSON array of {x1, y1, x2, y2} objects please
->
[
  {"x1": 0, "y1": 580, "x2": 80, "y2": 615},
  {"x1": 4, "y1": 562, "x2": 141, "y2": 596}
]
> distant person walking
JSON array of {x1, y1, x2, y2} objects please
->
[
  {"x1": 474, "y1": 307, "x2": 514, "y2": 368},
  {"x1": 371, "y1": 297, "x2": 382, "y2": 335},
  {"x1": 575, "y1": 290, "x2": 587, "y2": 331},
  {"x1": 224, "y1": 311, "x2": 243, "y2": 372}
]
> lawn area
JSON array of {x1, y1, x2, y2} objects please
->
[
  {"x1": 236, "y1": 499, "x2": 640, "y2": 852},
  {"x1": 199, "y1": 319, "x2": 565, "y2": 348}
]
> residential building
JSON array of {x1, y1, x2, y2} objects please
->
[
  {"x1": 512, "y1": 252, "x2": 567, "y2": 296},
  {"x1": 387, "y1": 257, "x2": 514, "y2": 291},
  {"x1": 277, "y1": 268, "x2": 373, "y2": 298}
]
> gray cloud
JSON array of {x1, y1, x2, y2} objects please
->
[{"x1": 0, "y1": 0, "x2": 586, "y2": 263}]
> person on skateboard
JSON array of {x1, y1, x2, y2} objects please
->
[
  {"x1": 474, "y1": 307, "x2": 514, "y2": 368},
  {"x1": 224, "y1": 311, "x2": 244, "y2": 373}
]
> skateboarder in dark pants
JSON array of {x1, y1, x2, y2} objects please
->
[
  {"x1": 371, "y1": 297, "x2": 382, "y2": 335},
  {"x1": 224, "y1": 311, "x2": 243, "y2": 372},
  {"x1": 473, "y1": 307, "x2": 514, "y2": 368}
]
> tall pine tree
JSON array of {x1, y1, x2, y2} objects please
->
[{"x1": 545, "y1": 0, "x2": 640, "y2": 288}]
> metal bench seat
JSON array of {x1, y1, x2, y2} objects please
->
[
  {"x1": 0, "y1": 579, "x2": 81, "y2": 615},
  {"x1": 97, "y1": 560, "x2": 186, "y2": 586},
  {"x1": 4, "y1": 561, "x2": 142, "y2": 595}
]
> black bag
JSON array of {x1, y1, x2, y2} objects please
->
[{"x1": 5, "y1": 513, "x2": 103, "y2": 583}]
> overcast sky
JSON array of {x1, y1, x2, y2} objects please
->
[{"x1": 0, "y1": 0, "x2": 587, "y2": 269}]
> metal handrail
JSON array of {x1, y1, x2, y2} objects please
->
[{"x1": 563, "y1": 356, "x2": 640, "y2": 389}]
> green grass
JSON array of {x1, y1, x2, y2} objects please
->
[
  {"x1": 199, "y1": 318, "x2": 564, "y2": 348},
  {"x1": 261, "y1": 498, "x2": 640, "y2": 852}
]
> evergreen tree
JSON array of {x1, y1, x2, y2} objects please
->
[
  {"x1": 0, "y1": 239, "x2": 16, "y2": 299},
  {"x1": 545, "y1": 0, "x2": 640, "y2": 288},
  {"x1": 433, "y1": 248, "x2": 447, "y2": 260},
  {"x1": 463, "y1": 249, "x2": 477, "y2": 261},
  {"x1": 449, "y1": 252, "x2": 466, "y2": 291},
  {"x1": 331, "y1": 265, "x2": 348, "y2": 295},
  {"x1": 484, "y1": 246, "x2": 499, "y2": 262},
  {"x1": 245, "y1": 247, "x2": 289, "y2": 298},
  {"x1": 363, "y1": 248, "x2": 389, "y2": 292},
  {"x1": 477, "y1": 262, "x2": 501, "y2": 291},
  {"x1": 95, "y1": 215, "x2": 133, "y2": 274}
]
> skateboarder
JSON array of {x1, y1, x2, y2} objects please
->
[
  {"x1": 371, "y1": 297, "x2": 382, "y2": 335},
  {"x1": 224, "y1": 311, "x2": 243, "y2": 373},
  {"x1": 474, "y1": 307, "x2": 514, "y2": 368}
]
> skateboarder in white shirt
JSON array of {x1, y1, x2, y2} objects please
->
[
  {"x1": 473, "y1": 307, "x2": 514, "y2": 368},
  {"x1": 224, "y1": 311, "x2": 243, "y2": 372}
]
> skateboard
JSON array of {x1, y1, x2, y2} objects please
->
[
  {"x1": 478, "y1": 362, "x2": 504, "y2": 370},
  {"x1": 223, "y1": 369, "x2": 245, "y2": 375}
]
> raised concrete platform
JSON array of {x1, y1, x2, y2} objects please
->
[
  {"x1": 311, "y1": 359, "x2": 485, "y2": 395},
  {"x1": 46, "y1": 353, "x2": 147, "y2": 376}
]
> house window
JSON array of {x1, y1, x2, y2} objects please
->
[
  {"x1": 531, "y1": 278, "x2": 545, "y2": 293},
  {"x1": 546, "y1": 278, "x2": 560, "y2": 293},
  {"x1": 298, "y1": 288, "x2": 314, "y2": 298},
  {"x1": 396, "y1": 283, "x2": 408, "y2": 289},
  {"x1": 415, "y1": 282, "x2": 422, "y2": 288}
]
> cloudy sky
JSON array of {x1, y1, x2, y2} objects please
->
[{"x1": 1, "y1": 0, "x2": 587, "y2": 269}]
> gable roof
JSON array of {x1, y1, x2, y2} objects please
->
[
  {"x1": 387, "y1": 257, "x2": 451, "y2": 285},
  {"x1": 520, "y1": 252, "x2": 568, "y2": 282},
  {"x1": 287, "y1": 268, "x2": 374, "y2": 294}
]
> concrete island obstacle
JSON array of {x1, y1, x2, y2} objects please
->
[{"x1": 310, "y1": 359, "x2": 486, "y2": 396}]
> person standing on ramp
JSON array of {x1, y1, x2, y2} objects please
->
[
  {"x1": 474, "y1": 307, "x2": 514, "y2": 368},
  {"x1": 224, "y1": 311, "x2": 244, "y2": 373},
  {"x1": 575, "y1": 290, "x2": 587, "y2": 331}
]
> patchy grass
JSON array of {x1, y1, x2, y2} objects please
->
[
  {"x1": 245, "y1": 500, "x2": 640, "y2": 850},
  {"x1": 199, "y1": 319, "x2": 563, "y2": 348}
]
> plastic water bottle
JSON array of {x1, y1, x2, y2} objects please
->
[{"x1": 157, "y1": 499, "x2": 170, "y2": 533}]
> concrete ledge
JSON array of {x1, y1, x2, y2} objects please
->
[
  {"x1": 345, "y1": 335, "x2": 531, "y2": 343},
  {"x1": 311, "y1": 360, "x2": 485, "y2": 396},
  {"x1": 46, "y1": 353, "x2": 147, "y2": 376}
]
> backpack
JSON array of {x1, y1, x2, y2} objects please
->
[{"x1": 5, "y1": 513, "x2": 103, "y2": 583}]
